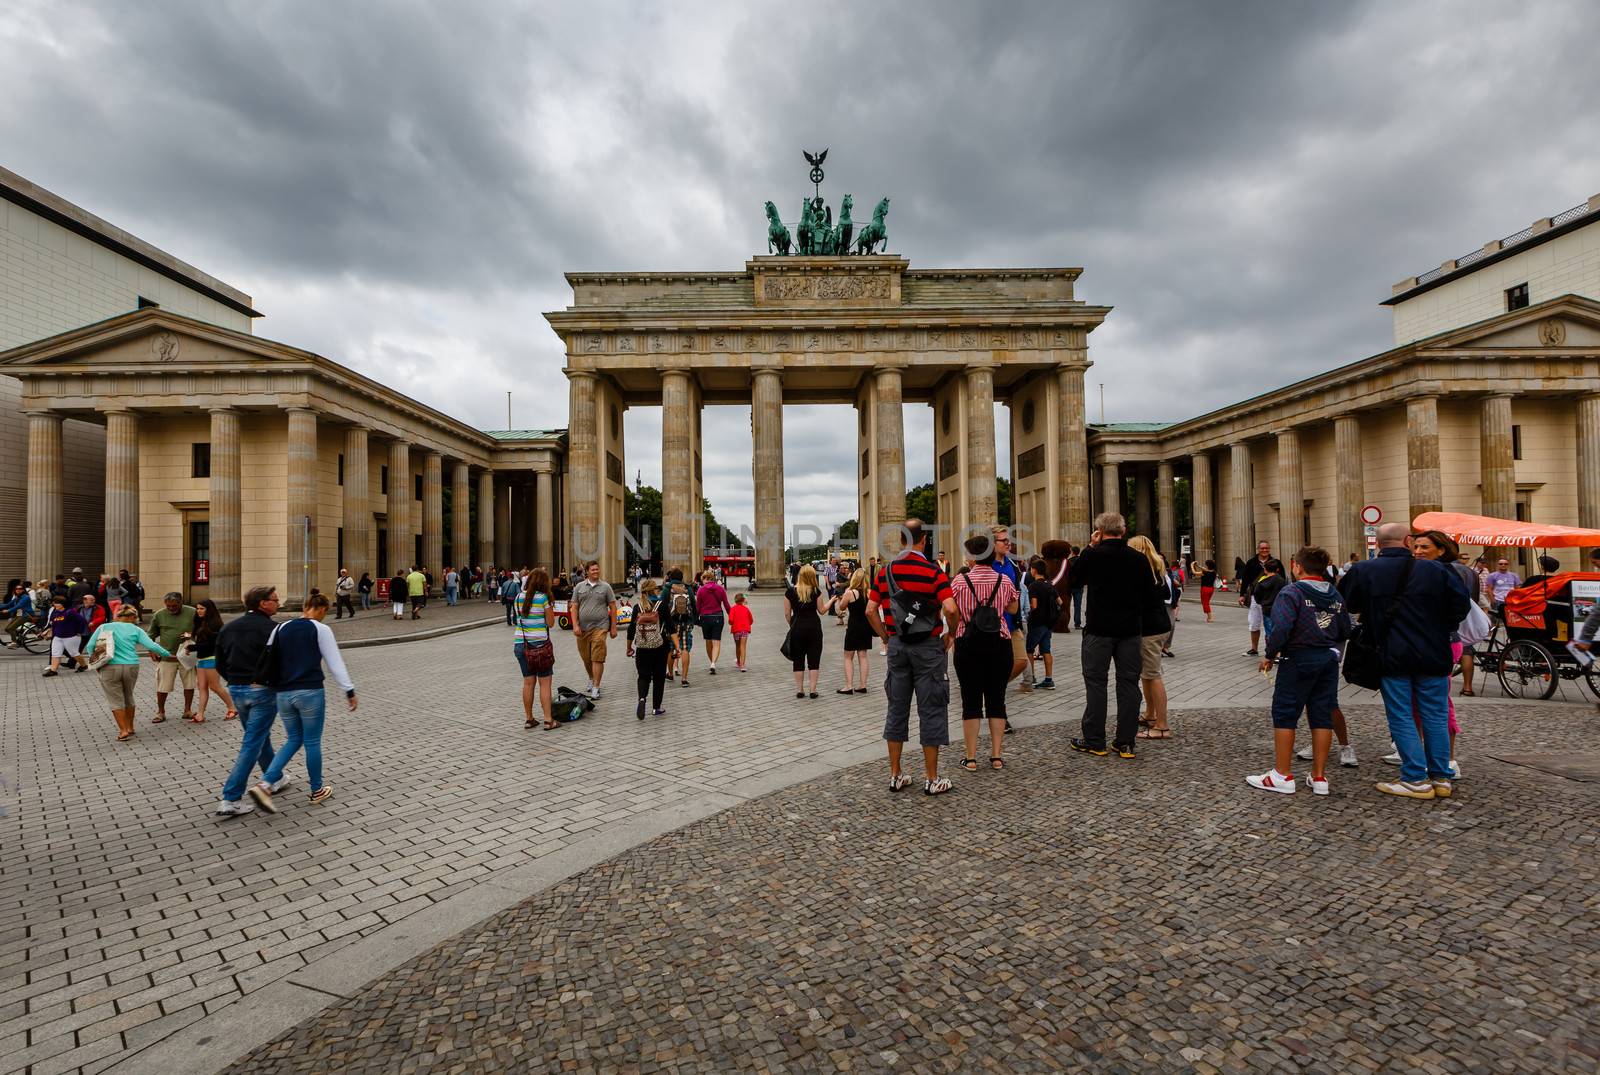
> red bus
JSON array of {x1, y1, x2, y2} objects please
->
[{"x1": 704, "y1": 554, "x2": 754, "y2": 578}]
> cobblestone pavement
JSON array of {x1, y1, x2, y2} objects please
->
[
  {"x1": 2, "y1": 593, "x2": 1594, "y2": 1073},
  {"x1": 232, "y1": 704, "x2": 1599, "y2": 1075}
]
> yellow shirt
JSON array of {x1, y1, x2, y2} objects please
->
[{"x1": 406, "y1": 571, "x2": 426, "y2": 596}]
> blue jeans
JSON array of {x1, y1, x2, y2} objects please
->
[
  {"x1": 265, "y1": 688, "x2": 328, "y2": 793},
  {"x1": 1070, "y1": 587, "x2": 1084, "y2": 628},
  {"x1": 360, "y1": 591, "x2": 372, "y2": 610},
  {"x1": 446, "y1": 585, "x2": 458, "y2": 606},
  {"x1": 1379, "y1": 675, "x2": 1451, "y2": 783},
  {"x1": 221, "y1": 685, "x2": 278, "y2": 802}
]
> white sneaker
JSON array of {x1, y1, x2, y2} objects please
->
[
  {"x1": 1340, "y1": 745, "x2": 1358, "y2": 768},
  {"x1": 215, "y1": 798, "x2": 255, "y2": 816},
  {"x1": 247, "y1": 782, "x2": 279, "y2": 814},
  {"x1": 269, "y1": 775, "x2": 293, "y2": 793},
  {"x1": 1448, "y1": 760, "x2": 1461, "y2": 780},
  {"x1": 587, "y1": 685, "x2": 601, "y2": 700},
  {"x1": 1382, "y1": 750, "x2": 1401, "y2": 765},
  {"x1": 1308, "y1": 776, "x2": 1330, "y2": 796},
  {"x1": 1296, "y1": 744, "x2": 1314, "y2": 761},
  {"x1": 1245, "y1": 770, "x2": 1296, "y2": 794}
]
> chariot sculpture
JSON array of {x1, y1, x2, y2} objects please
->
[{"x1": 763, "y1": 150, "x2": 888, "y2": 256}]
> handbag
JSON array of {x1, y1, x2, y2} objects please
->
[
  {"x1": 86, "y1": 628, "x2": 115, "y2": 672},
  {"x1": 1343, "y1": 557, "x2": 1414, "y2": 690},
  {"x1": 779, "y1": 630, "x2": 793, "y2": 660},
  {"x1": 175, "y1": 638, "x2": 199, "y2": 671},
  {"x1": 1457, "y1": 599, "x2": 1492, "y2": 646}
]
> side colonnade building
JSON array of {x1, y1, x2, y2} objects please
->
[{"x1": 2, "y1": 309, "x2": 566, "y2": 608}]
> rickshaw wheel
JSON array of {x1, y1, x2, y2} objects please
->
[{"x1": 1497, "y1": 640, "x2": 1558, "y2": 700}]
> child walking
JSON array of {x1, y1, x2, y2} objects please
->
[{"x1": 729, "y1": 592, "x2": 754, "y2": 671}]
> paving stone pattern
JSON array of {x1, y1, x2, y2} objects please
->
[
  {"x1": 1, "y1": 592, "x2": 1592, "y2": 1073},
  {"x1": 231, "y1": 704, "x2": 1600, "y2": 1074}
]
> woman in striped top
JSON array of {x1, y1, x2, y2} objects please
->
[{"x1": 515, "y1": 567, "x2": 556, "y2": 729}]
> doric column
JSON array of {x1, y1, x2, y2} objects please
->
[
  {"x1": 535, "y1": 466, "x2": 555, "y2": 569},
  {"x1": 1101, "y1": 461, "x2": 1120, "y2": 515},
  {"x1": 1191, "y1": 451, "x2": 1214, "y2": 563},
  {"x1": 751, "y1": 367, "x2": 785, "y2": 586},
  {"x1": 1579, "y1": 394, "x2": 1600, "y2": 544},
  {"x1": 104, "y1": 409, "x2": 140, "y2": 575},
  {"x1": 565, "y1": 371, "x2": 600, "y2": 565},
  {"x1": 1156, "y1": 461, "x2": 1177, "y2": 558},
  {"x1": 1481, "y1": 394, "x2": 1516, "y2": 522},
  {"x1": 450, "y1": 461, "x2": 470, "y2": 569},
  {"x1": 285, "y1": 407, "x2": 319, "y2": 607},
  {"x1": 422, "y1": 451, "x2": 443, "y2": 576},
  {"x1": 1057, "y1": 362, "x2": 1091, "y2": 539},
  {"x1": 493, "y1": 474, "x2": 511, "y2": 567},
  {"x1": 874, "y1": 367, "x2": 906, "y2": 535},
  {"x1": 1334, "y1": 415, "x2": 1364, "y2": 563},
  {"x1": 25, "y1": 411, "x2": 63, "y2": 584},
  {"x1": 1276, "y1": 428, "x2": 1303, "y2": 554},
  {"x1": 342, "y1": 425, "x2": 370, "y2": 579},
  {"x1": 1229, "y1": 442, "x2": 1253, "y2": 567},
  {"x1": 1133, "y1": 469, "x2": 1153, "y2": 537},
  {"x1": 965, "y1": 364, "x2": 998, "y2": 525},
  {"x1": 661, "y1": 369, "x2": 695, "y2": 566},
  {"x1": 208, "y1": 408, "x2": 242, "y2": 608},
  {"x1": 1407, "y1": 395, "x2": 1442, "y2": 519},
  {"x1": 387, "y1": 439, "x2": 410, "y2": 572},
  {"x1": 477, "y1": 470, "x2": 495, "y2": 567}
]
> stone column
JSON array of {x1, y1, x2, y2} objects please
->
[
  {"x1": 342, "y1": 425, "x2": 370, "y2": 579},
  {"x1": 387, "y1": 439, "x2": 410, "y2": 572},
  {"x1": 1057, "y1": 362, "x2": 1091, "y2": 539},
  {"x1": 493, "y1": 474, "x2": 510, "y2": 567},
  {"x1": 1276, "y1": 428, "x2": 1303, "y2": 554},
  {"x1": 874, "y1": 367, "x2": 906, "y2": 535},
  {"x1": 1101, "y1": 462, "x2": 1120, "y2": 515},
  {"x1": 1156, "y1": 461, "x2": 1177, "y2": 557},
  {"x1": 535, "y1": 466, "x2": 555, "y2": 569},
  {"x1": 104, "y1": 409, "x2": 140, "y2": 575},
  {"x1": 965, "y1": 364, "x2": 998, "y2": 525},
  {"x1": 285, "y1": 407, "x2": 319, "y2": 607},
  {"x1": 450, "y1": 461, "x2": 470, "y2": 569},
  {"x1": 1578, "y1": 394, "x2": 1600, "y2": 544},
  {"x1": 566, "y1": 371, "x2": 600, "y2": 565},
  {"x1": 661, "y1": 369, "x2": 695, "y2": 566},
  {"x1": 421, "y1": 452, "x2": 443, "y2": 576},
  {"x1": 1334, "y1": 415, "x2": 1364, "y2": 562},
  {"x1": 477, "y1": 470, "x2": 495, "y2": 567},
  {"x1": 1191, "y1": 451, "x2": 1213, "y2": 563},
  {"x1": 751, "y1": 367, "x2": 785, "y2": 586},
  {"x1": 208, "y1": 408, "x2": 242, "y2": 608},
  {"x1": 1229, "y1": 442, "x2": 1253, "y2": 567},
  {"x1": 25, "y1": 411, "x2": 63, "y2": 584},
  {"x1": 1480, "y1": 394, "x2": 1516, "y2": 523},
  {"x1": 1133, "y1": 469, "x2": 1153, "y2": 537},
  {"x1": 1407, "y1": 395, "x2": 1442, "y2": 520}
]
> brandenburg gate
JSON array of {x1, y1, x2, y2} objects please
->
[{"x1": 548, "y1": 255, "x2": 1109, "y2": 581}]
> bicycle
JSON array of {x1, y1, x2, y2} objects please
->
[
  {"x1": 7, "y1": 619, "x2": 49, "y2": 654},
  {"x1": 1469, "y1": 618, "x2": 1600, "y2": 701}
]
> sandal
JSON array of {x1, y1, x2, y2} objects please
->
[
  {"x1": 543, "y1": 721, "x2": 558, "y2": 730},
  {"x1": 191, "y1": 715, "x2": 206, "y2": 724},
  {"x1": 224, "y1": 710, "x2": 237, "y2": 720},
  {"x1": 151, "y1": 715, "x2": 166, "y2": 724},
  {"x1": 990, "y1": 756, "x2": 1006, "y2": 770},
  {"x1": 1136, "y1": 728, "x2": 1173, "y2": 740},
  {"x1": 116, "y1": 731, "x2": 133, "y2": 742},
  {"x1": 524, "y1": 718, "x2": 537, "y2": 729},
  {"x1": 959, "y1": 757, "x2": 979, "y2": 772},
  {"x1": 923, "y1": 777, "x2": 954, "y2": 796},
  {"x1": 1460, "y1": 688, "x2": 1475, "y2": 697}
]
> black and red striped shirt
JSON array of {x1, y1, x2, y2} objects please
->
[{"x1": 868, "y1": 550, "x2": 954, "y2": 637}]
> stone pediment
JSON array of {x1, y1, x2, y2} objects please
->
[
  {"x1": 0, "y1": 309, "x2": 304, "y2": 370},
  {"x1": 750, "y1": 255, "x2": 906, "y2": 307},
  {"x1": 1423, "y1": 294, "x2": 1600, "y2": 351}
]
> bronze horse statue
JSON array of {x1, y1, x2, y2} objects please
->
[
  {"x1": 831, "y1": 194, "x2": 854, "y2": 258},
  {"x1": 797, "y1": 198, "x2": 817, "y2": 255},
  {"x1": 855, "y1": 197, "x2": 890, "y2": 255},
  {"x1": 765, "y1": 201, "x2": 792, "y2": 255}
]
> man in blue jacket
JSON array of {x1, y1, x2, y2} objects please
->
[{"x1": 1338, "y1": 523, "x2": 1470, "y2": 800}]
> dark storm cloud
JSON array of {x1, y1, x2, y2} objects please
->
[{"x1": 5, "y1": 0, "x2": 1599, "y2": 532}]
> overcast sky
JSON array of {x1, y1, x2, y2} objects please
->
[{"x1": 5, "y1": 0, "x2": 1599, "y2": 535}]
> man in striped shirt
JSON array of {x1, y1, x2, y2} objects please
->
[{"x1": 866, "y1": 519, "x2": 960, "y2": 796}]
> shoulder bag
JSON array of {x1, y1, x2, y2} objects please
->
[
  {"x1": 1343, "y1": 557, "x2": 1414, "y2": 690},
  {"x1": 885, "y1": 561, "x2": 939, "y2": 644}
]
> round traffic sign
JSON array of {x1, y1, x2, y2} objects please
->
[{"x1": 1361, "y1": 505, "x2": 1383, "y2": 525}]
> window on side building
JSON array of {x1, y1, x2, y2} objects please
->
[
  {"x1": 192, "y1": 443, "x2": 211, "y2": 478},
  {"x1": 1512, "y1": 424, "x2": 1523, "y2": 460},
  {"x1": 380, "y1": 465, "x2": 388, "y2": 494},
  {"x1": 1506, "y1": 283, "x2": 1529, "y2": 311}
]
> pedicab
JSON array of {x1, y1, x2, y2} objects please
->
[
  {"x1": 1413, "y1": 511, "x2": 1600, "y2": 699},
  {"x1": 551, "y1": 598, "x2": 633, "y2": 631}
]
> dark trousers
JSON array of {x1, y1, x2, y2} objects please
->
[
  {"x1": 1070, "y1": 587, "x2": 1085, "y2": 628},
  {"x1": 953, "y1": 633, "x2": 1010, "y2": 720},
  {"x1": 635, "y1": 646, "x2": 669, "y2": 709},
  {"x1": 503, "y1": 598, "x2": 516, "y2": 625},
  {"x1": 1080, "y1": 632, "x2": 1141, "y2": 750},
  {"x1": 335, "y1": 594, "x2": 355, "y2": 618}
]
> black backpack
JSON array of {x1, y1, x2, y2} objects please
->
[
  {"x1": 884, "y1": 561, "x2": 938, "y2": 643},
  {"x1": 960, "y1": 572, "x2": 1004, "y2": 635}
]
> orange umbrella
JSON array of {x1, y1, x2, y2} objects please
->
[{"x1": 1412, "y1": 511, "x2": 1600, "y2": 549}]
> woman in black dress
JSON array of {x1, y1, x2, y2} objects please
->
[
  {"x1": 834, "y1": 567, "x2": 874, "y2": 694},
  {"x1": 784, "y1": 565, "x2": 829, "y2": 698}
]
